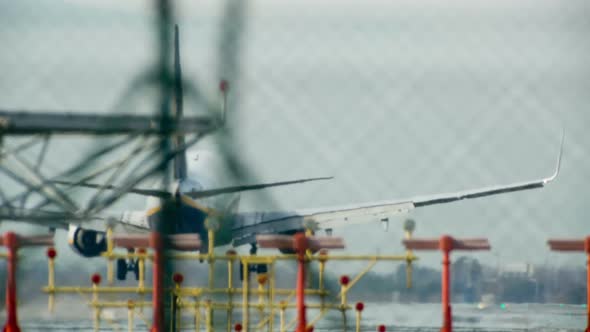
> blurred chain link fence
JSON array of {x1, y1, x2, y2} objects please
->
[{"x1": 0, "y1": 0, "x2": 589, "y2": 321}]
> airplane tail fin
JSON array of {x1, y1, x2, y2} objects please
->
[{"x1": 172, "y1": 24, "x2": 188, "y2": 180}]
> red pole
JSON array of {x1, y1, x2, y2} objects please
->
[
  {"x1": 3, "y1": 232, "x2": 20, "y2": 332},
  {"x1": 585, "y1": 253, "x2": 590, "y2": 332},
  {"x1": 294, "y1": 233, "x2": 308, "y2": 332},
  {"x1": 296, "y1": 251, "x2": 307, "y2": 332},
  {"x1": 441, "y1": 249, "x2": 451, "y2": 332},
  {"x1": 256, "y1": 232, "x2": 344, "y2": 332},
  {"x1": 439, "y1": 235, "x2": 452, "y2": 332},
  {"x1": 404, "y1": 236, "x2": 489, "y2": 332},
  {"x1": 547, "y1": 236, "x2": 590, "y2": 332},
  {"x1": 150, "y1": 232, "x2": 163, "y2": 332}
]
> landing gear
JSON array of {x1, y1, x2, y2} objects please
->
[
  {"x1": 116, "y1": 258, "x2": 127, "y2": 280},
  {"x1": 116, "y1": 249, "x2": 140, "y2": 281},
  {"x1": 239, "y1": 243, "x2": 268, "y2": 281}
]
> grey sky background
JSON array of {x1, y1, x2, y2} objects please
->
[{"x1": 0, "y1": 0, "x2": 589, "y2": 271}]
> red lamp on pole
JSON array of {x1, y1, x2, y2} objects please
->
[
  {"x1": 548, "y1": 236, "x2": 590, "y2": 332},
  {"x1": 257, "y1": 232, "x2": 345, "y2": 332},
  {"x1": 0, "y1": 232, "x2": 54, "y2": 332},
  {"x1": 112, "y1": 232, "x2": 201, "y2": 332},
  {"x1": 403, "y1": 235, "x2": 490, "y2": 332}
]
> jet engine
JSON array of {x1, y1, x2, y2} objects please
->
[{"x1": 68, "y1": 226, "x2": 107, "y2": 257}]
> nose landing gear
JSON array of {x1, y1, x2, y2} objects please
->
[
  {"x1": 116, "y1": 249, "x2": 140, "y2": 281},
  {"x1": 239, "y1": 243, "x2": 268, "y2": 282}
]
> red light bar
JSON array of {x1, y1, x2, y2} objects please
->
[
  {"x1": 403, "y1": 235, "x2": 490, "y2": 252},
  {"x1": 112, "y1": 234, "x2": 202, "y2": 251},
  {"x1": 256, "y1": 234, "x2": 345, "y2": 251},
  {"x1": 548, "y1": 237, "x2": 590, "y2": 253}
]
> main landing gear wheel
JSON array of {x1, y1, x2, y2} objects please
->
[
  {"x1": 239, "y1": 243, "x2": 268, "y2": 282},
  {"x1": 116, "y1": 258, "x2": 127, "y2": 281},
  {"x1": 116, "y1": 256, "x2": 140, "y2": 281}
]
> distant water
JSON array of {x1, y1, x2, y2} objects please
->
[{"x1": 13, "y1": 303, "x2": 586, "y2": 331}]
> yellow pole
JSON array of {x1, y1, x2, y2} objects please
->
[
  {"x1": 268, "y1": 263, "x2": 275, "y2": 332},
  {"x1": 138, "y1": 250, "x2": 145, "y2": 289},
  {"x1": 318, "y1": 251, "x2": 327, "y2": 309},
  {"x1": 205, "y1": 300, "x2": 212, "y2": 332},
  {"x1": 207, "y1": 228, "x2": 215, "y2": 329},
  {"x1": 47, "y1": 254, "x2": 55, "y2": 313},
  {"x1": 174, "y1": 279, "x2": 182, "y2": 332},
  {"x1": 355, "y1": 310, "x2": 361, "y2": 332},
  {"x1": 341, "y1": 282, "x2": 348, "y2": 332},
  {"x1": 194, "y1": 297, "x2": 201, "y2": 332},
  {"x1": 319, "y1": 261, "x2": 325, "y2": 291},
  {"x1": 227, "y1": 253, "x2": 235, "y2": 332},
  {"x1": 257, "y1": 278, "x2": 266, "y2": 328},
  {"x1": 208, "y1": 229, "x2": 215, "y2": 289},
  {"x1": 258, "y1": 280, "x2": 264, "y2": 305},
  {"x1": 106, "y1": 226, "x2": 114, "y2": 285},
  {"x1": 404, "y1": 229, "x2": 413, "y2": 289},
  {"x1": 92, "y1": 282, "x2": 100, "y2": 332},
  {"x1": 138, "y1": 249, "x2": 146, "y2": 313},
  {"x1": 127, "y1": 300, "x2": 134, "y2": 332},
  {"x1": 279, "y1": 301, "x2": 286, "y2": 332},
  {"x1": 404, "y1": 229, "x2": 412, "y2": 239},
  {"x1": 242, "y1": 260, "x2": 249, "y2": 332},
  {"x1": 228, "y1": 258, "x2": 234, "y2": 289},
  {"x1": 305, "y1": 228, "x2": 313, "y2": 290},
  {"x1": 406, "y1": 259, "x2": 413, "y2": 289}
]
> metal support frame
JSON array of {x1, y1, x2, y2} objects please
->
[{"x1": 41, "y1": 225, "x2": 415, "y2": 332}]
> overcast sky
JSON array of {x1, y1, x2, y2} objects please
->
[{"x1": 1, "y1": 0, "x2": 589, "y2": 270}]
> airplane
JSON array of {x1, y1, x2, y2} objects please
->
[{"x1": 40, "y1": 25, "x2": 561, "y2": 281}]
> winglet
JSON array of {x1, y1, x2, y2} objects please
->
[{"x1": 543, "y1": 129, "x2": 564, "y2": 184}]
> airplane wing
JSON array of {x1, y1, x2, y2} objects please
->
[
  {"x1": 4, "y1": 136, "x2": 561, "y2": 248},
  {"x1": 6, "y1": 153, "x2": 559, "y2": 246},
  {"x1": 0, "y1": 207, "x2": 150, "y2": 234},
  {"x1": 231, "y1": 146, "x2": 562, "y2": 246}
]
